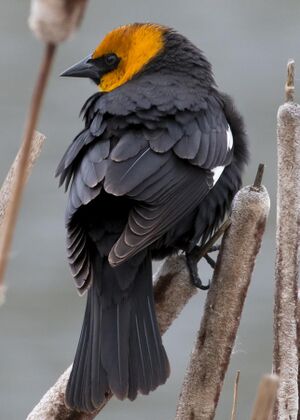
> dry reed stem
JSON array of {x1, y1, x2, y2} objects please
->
[
  {"x1": 251, "y1": 375, "x2": 279, "y2": 420},
  {"x1": 273, "y1": 60, "x2": 300, "y2": 419},
  {"x1": 0, "y1": 44, "x2": 55, "y2": 291},
  {"x1": 230, "y1": 371, "x2": 240, "y2": 420},
  {"x1": 298, "y1": 292, "x2": 300, "y2": 418},
  {"x1": 0, "y1": 131, "x2": 45, "y2": 304},
  {"x1": 175, "y1": 176, "x2": 270, "y2": 420},
  {"x1": 285, "y1": 59, "x2": 295, "y2": 103},
  {"x1": 0, "y1": 131, "x2": 45, "y2": 230}
]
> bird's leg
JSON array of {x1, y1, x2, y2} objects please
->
[{"x1": 186, "y1": 252, "x2": 210, "y2": 290}]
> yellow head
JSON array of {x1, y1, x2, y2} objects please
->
[
  {"x1": 93, "y1": 23, "x2": 165, "y2": 91},
  {"x1": 61, "y1": 23, "x2": 166, "y2": 92}
]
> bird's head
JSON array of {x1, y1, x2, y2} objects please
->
[{"x1": 61, "y1": 23, "x2": 167, "y2": 92}]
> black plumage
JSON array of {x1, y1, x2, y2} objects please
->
[{"x1": 57, "y1": 24, "x2": 248, "y2": 412}]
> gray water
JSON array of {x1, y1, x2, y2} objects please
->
[{"x1": 0, "y1": 1, "x2": 300, "y2": 418}]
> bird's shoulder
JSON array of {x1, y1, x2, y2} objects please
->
[
  {"x1": 57, "y1": 83, "x2": 231, "y2": 179},
  {"x1": 96, "y1": 73, "x2": 211, "y2": 115}
]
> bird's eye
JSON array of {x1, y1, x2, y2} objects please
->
[{"x1": 104, "y1": 53, "x2": 119, "y2": 67}]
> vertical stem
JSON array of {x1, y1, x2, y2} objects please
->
[
  {"x1": 0, "y1": 43, "x2": 56, "y2": 287},
  {"x1": 285, "y1": 59, "x2": 295, "y2": 102},
  {"x1": 251, "y1": 375, "x2": 279, "y2": 420},
  {"x1": 273, "y1": 60, "x2": 300, "y2": 419},
  {"x1": 230, "y1": 371, "x2": 240, "y2": 420},
  {"x1": 0, "y1": 132, "x2": 45, "y2": 230}
]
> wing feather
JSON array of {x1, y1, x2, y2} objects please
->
[
  {"x1": 104, "y1": 101, "x2": 233, "y2": 265},
  {"x1": 109, "y1": 161, "x2": 212, "y2": 265},
  {"x1": 60, "y1": 92, "x2": 235, "y2": 290},
  {"x1": 104, "y1": 148, "x2": 170, "y2": 197}
]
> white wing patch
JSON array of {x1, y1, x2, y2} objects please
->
[
  {"x1": 211, "y1": 126, "x2": 233, "y2": 186},
  {"x1": 227, "y1": 126, "x2": 233, "y2": 150},
  {"x1": 212, "y1": 166, "x2": 225, "y2": 186}
]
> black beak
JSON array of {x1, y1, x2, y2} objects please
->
[{"x1": 60, "y1": 54, "x2": 100, "y2": 83}]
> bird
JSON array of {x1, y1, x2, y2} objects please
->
[{"x1": 57, "y1": 22, "x2": 249, "y2": 412}]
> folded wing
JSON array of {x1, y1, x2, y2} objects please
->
[{"x1": 58, "y1": 97, "x2": 234, "y2": 289}]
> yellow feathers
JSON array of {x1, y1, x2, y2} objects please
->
[{"x1": 92, "y1": 23, "x2": 166, "y2": 92}]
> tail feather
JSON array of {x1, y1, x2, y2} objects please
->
[
  {"x1": 65, "y1": 252, "x2": 169, "y2": 412},
  {"x1": 100, "y1": 300, "x2": 131, "y2": 398},
  {"x1": 67, "y1": 292, "x2": 91, "y2": 410},
  {"x1": 128, "y1": 263, "x2": 170, "y2": 399},
  {"x1": 67, "y1": 290, "x2": 108, "y2": 412},
  {"x1": 90, "y1": 288, "x2": 107, "y2": 408}
]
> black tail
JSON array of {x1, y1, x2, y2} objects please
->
[{"x1": 65, "y1": 253, "x2": 170, "y2": 412}]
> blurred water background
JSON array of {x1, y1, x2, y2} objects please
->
[{"x1": 0, "y1": 1, "x2": 300, "y2": 418}]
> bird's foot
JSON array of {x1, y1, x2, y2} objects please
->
[
  {"x1": 186, "y1": 244, "x2": 221, "y2": 290},
  {"x1": 186, "y1": 252, "x2": 210, "y2": 290},
  {"x1": 185, "y1": 220, "x2": 231, "y2": 289}
]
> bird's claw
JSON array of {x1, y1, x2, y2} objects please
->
[
  {"x1": 193, "y1": 276, "x2": 211, "y2": 290},
  {"x1": 186, "y1": 243, "x2": 221, "y2": 290},
  {"x1": 186, "y1": 253, "x2": 211, "y2": 290}
]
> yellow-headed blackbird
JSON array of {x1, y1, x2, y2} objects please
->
[{"x1": 57, "y1": 23, "x2": 248, "y2": 412}]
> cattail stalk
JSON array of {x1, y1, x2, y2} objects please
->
[
  {"x1": 29, "y1": 0, "x2": 88, "y2": 44},
  {"x1": 175, "y1": 171, "x2": 270, "y2": 420},
  {"x1": 273, "y1": 59, "x2": 300, "y2": 419},
  {"x1": 0, "y1": 44, "x2": 55, "y2": 293},
  {"x1": 0, "y1": 132, "x2": 45, "y2": 231}
]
